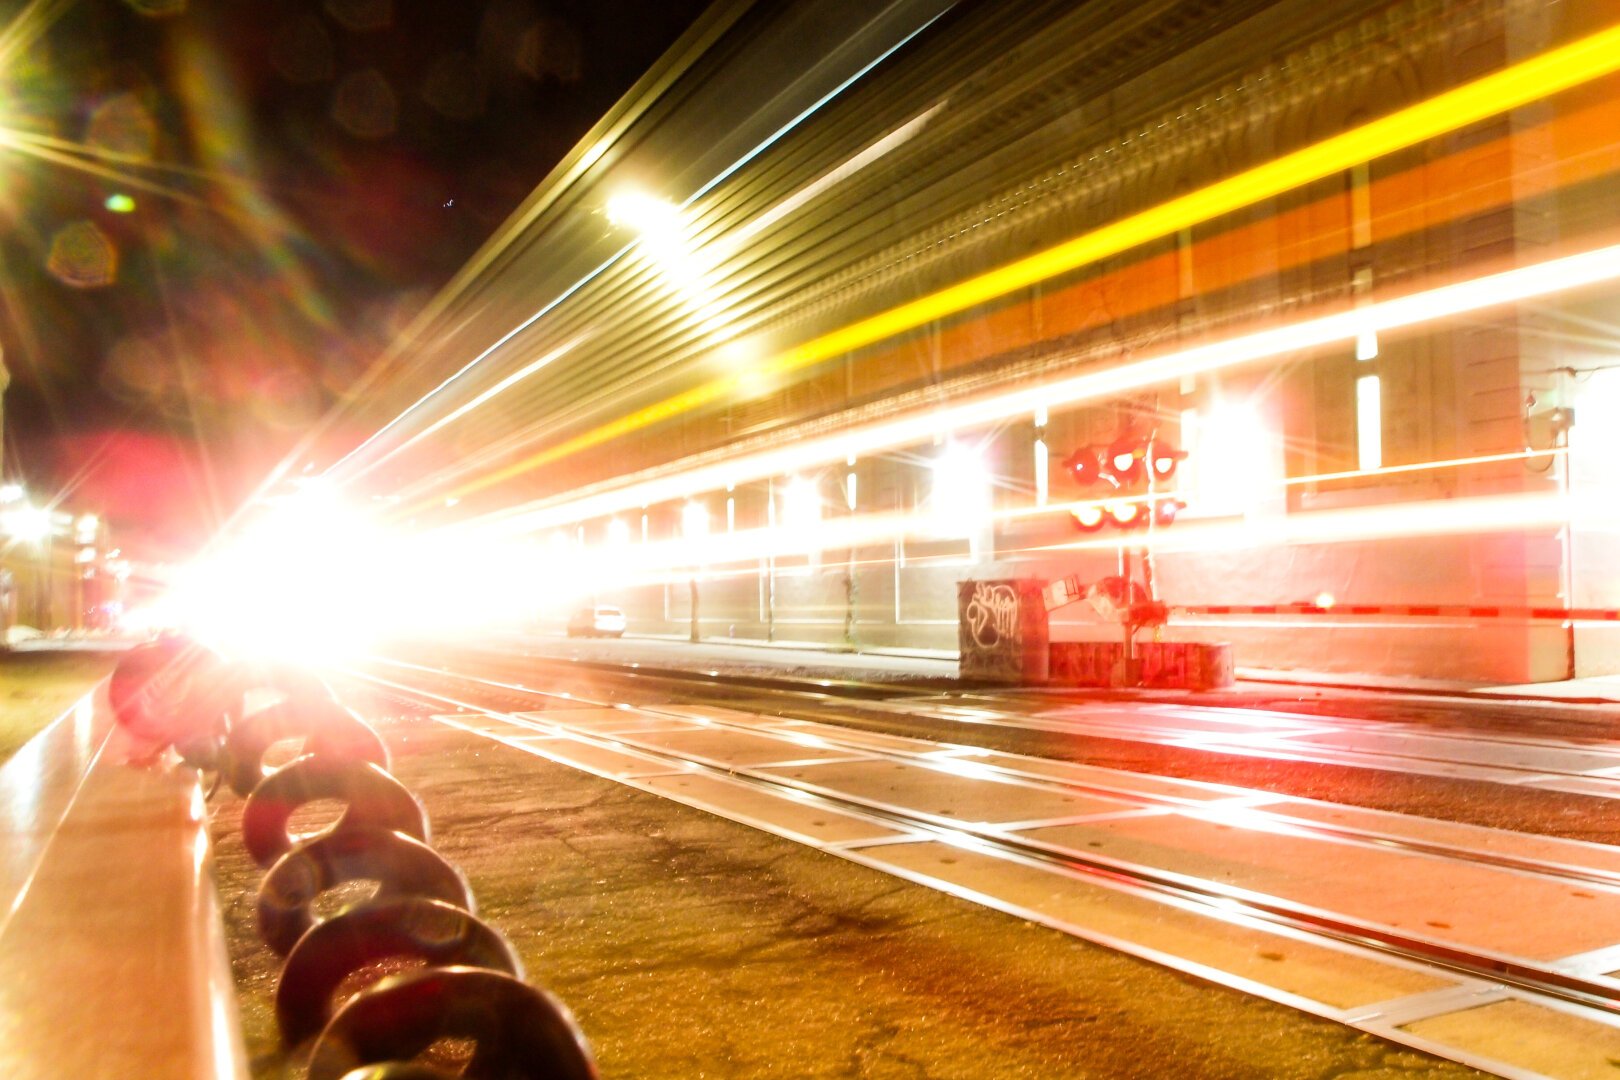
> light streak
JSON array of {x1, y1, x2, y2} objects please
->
[
  {"x1": 320, "y1": 454, "x2": 1582, "y2": 632},
  {"x1": 1040, "y1": 491, "x2": 1612, "y2": 558},
  {"x1": 453, "y1": 240, "x2": 1620, "y2": 539},
  {"x1": 681, "y1": 5, "x2": 960, "y2": 205},
  {"x1": 416, "y1": 481, "x2": 1604, "y2": 608},
  {"x1": 438, "y1": 20, "x2": 1620, "y2": 502},
  {"x1": 728, "y1": 101, "x2": 947, "y2": 245},
  {"x1": 332, "y1": 247, "x2": 633, "y2": 480},
  {"x1": 0, "y1": 0, "x2": 73, "y2": 77},
  {"x1": 996, "y1": 446, "x2": 1578, "y2": 528},
  {"x1": 372, "y1": 336, "x2": 585, "y2": 462},
  {"x1": 0, "y1": 128, "x2": 217, "y2": 214},
  {"x1": 1276, "y1": 446, "x2": 1568, "y2": 487},
  {"x1": 331, "y1": 4, "x2": 961, "y2": 482}
]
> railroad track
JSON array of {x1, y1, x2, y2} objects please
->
[
  {"x1": 339, "y1": 654, "x2": 1620, "y2": 1079},
  {"x1": 377, "y1": 644, "x2": 1620, "y2": 799}
]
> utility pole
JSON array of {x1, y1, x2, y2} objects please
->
[{"x1": 688, "y1": 576, "x2": 699, "y2": 643}]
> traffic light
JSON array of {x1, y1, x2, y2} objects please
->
[
  {"x1": 1071, "y1": 503, "x2": 1108, "y2": 532},
  {"x1": 1149, "y1": 445, "x2": 1186, "y2": 482},
  {"x1": 1063, "y1": 447, "x2": 1116, "y2": 489},
  {"x1": 1068, "y1": 496, "x2": 1186, "y2": 532},
  {"x1": 1153, "y1": 497, "x2": 1185, "y2": 526},
  {"x1": 1105, "y1": 437, "x2": 1145, "y2": 485},
  {"x1": 1109, "y1": 500, "x2": 1145, "y2": 529},
  {"x1": 1065, "y1": 433, "x2": 1185, "y2": 532}
]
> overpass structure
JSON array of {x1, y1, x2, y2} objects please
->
[{"x1": 318, "y1": 0, "x2": 1620, "y2": 684}]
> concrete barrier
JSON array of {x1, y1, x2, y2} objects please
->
[
  {"x1": 0, "y1": 687, "x2": 249, "y2": 1079},
  {"x1": 1050, "y1": 641, "x2": 1235, "y2": 690},
  {"x1": 958, "y1": 579, "x2": 1050, "y2": 683}
]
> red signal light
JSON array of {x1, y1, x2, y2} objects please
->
[
  {"x1": 1153, "y1": 497, "x2": 1186, "y2": 526},
  {"x1": 1065, "y1": 446, "x2": 1116, "y2": 489},
  {"x1": 1108, "y1": 501, "x2": 1146, "y2": 529},
  {"x1": 1106, "y1": 437, "x2": 1145, "y2": 485},
  {"x1": 1065, "y1": 435, "x2": 1189, "y2": 529},
  {"x1": 1149, "y1": 445, "x2": 1186, "y2": 481},
  {"x1": 1070, "y1": 504, "x2": 1107, "y2": 531}
]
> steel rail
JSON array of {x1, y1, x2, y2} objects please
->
[
  {"x1": 341, "y1": 659, "x2": 1620, "y2": 1022},
  {"x1": 364, "y1": 652, "x2": 1620, "y2": 891},
  {"x1": 422, "y1": 644, "x2": 1620, "y2": 790}
]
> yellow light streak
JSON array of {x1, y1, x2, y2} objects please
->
[
  {"x1": 0, "y1": 127, "x2": 218, "y2": 214},
  {"x1": 456, "y1": 240, "x2": 1620, "y2": 539},
  {"x1": 0, "y1": 0, "x2": 73, "y2": 77},
  {"x1": 0, "y1": 126, "x2": 263, "y2": 190},
  {"x1": 439, "y1": 20, "x2": 1620, "y2": 504}
]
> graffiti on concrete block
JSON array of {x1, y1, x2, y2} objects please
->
[
  {"x1": 965, "y1": 582, "x2": 1021, "y2": 651},
  {"x1": 958, "y1": 579, "x2": 1049, "y2": 683}
]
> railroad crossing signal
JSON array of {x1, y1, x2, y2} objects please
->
[{"x1": 1065, "y1": 434, "x2": 1186, "y2": 531}]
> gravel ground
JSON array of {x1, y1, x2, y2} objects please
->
[{"x1": 211, "y1": 715, "x2": 1486, "y2": 1079}]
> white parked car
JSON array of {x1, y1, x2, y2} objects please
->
[{"x1": 566, "y1": 605, "x2": 627, "y2": 638}]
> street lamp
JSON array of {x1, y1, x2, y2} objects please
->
[
  {"x1": 2, "y1": 504, "x2": 53, "y2": 630},
  {"x1": 929, "y1": 441, "x2": 993, "y2": 559},
  {"x1": 607, "y1": 191, "x2": 700, "y2": 286},
  {"x1": 3, "y1": 504, "x2": 52, "y2": 543},
  {"x1": 781, "y1": 475, "x2": 821, "y2": 554}
]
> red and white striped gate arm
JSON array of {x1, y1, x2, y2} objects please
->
[{"x1": 1182, "y1": 603, "x2": 1620, "y2": 621}]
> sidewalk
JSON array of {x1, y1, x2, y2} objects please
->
[{"x1": 524, "y1": 631, "x2": 1620, "y2": 707}]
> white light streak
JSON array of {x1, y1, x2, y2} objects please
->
[
  {"x1": 1046, "y1": 490, "x2": 1612, "y2": 556},
  {"x1": 381, "y1": 336, "x2": 584, "y2": 462},
  {"x1": 730, "y1": 102, "x2": 946, "y2": 245},
  {"x1": 462, "y1": 241, "x2": 1620, "y2": 539}
]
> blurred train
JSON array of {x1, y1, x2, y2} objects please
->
[{"x1": 319, "y1": 0, "x2": 1620, "y2": 684}]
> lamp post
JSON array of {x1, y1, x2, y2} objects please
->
[
  {"x1": 843, "y1": 459, "x2": 857, "y2": 647},
  {"x1": 682, "y1": 500, "x2": 709, "y2": 644},
  {"x1": 764, "y1": 478, "x2": 776, "y2": 643}
]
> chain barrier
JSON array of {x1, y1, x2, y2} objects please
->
[{"x1": 108, "y1": 635, "x2": 598, "y2": 1079}]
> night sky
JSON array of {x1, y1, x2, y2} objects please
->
[{"x1": 0, "y1": 0, "x2": 712, "y2": 558}]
